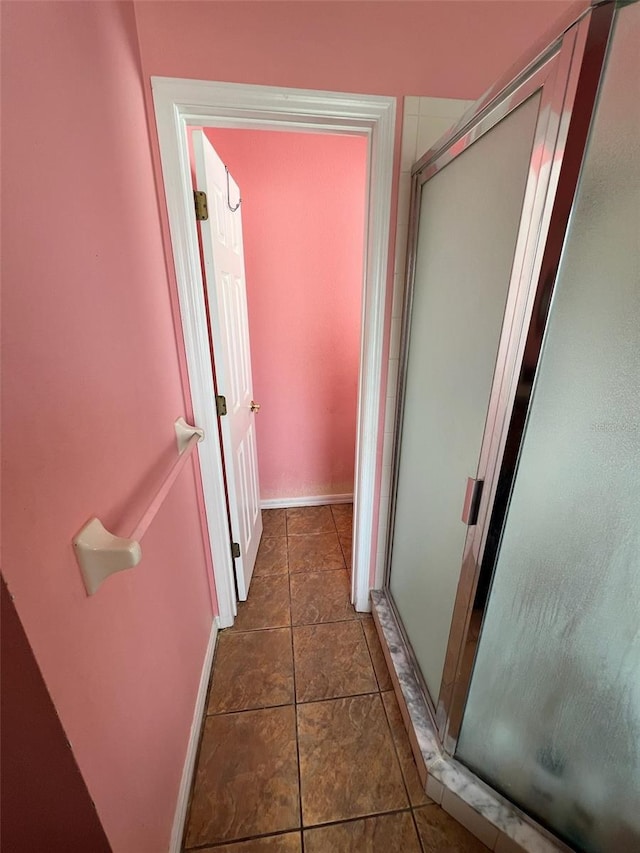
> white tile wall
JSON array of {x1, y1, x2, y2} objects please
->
[
  {"x1": 396, "y1": 173, "x2": 412, "y2": 227},
  {"x1": 404, "y1": 95, "x2": 421, "y2": 116},
  {"x1": 419, "y1": 96, "x2": 474, "y2": 118},
  {"x1": 400, "y1": 114, "x2": 419, "y2": 171},
  {"x1": 383, "y1": 383, "x2": 396, "y2": 428},
  {"x1": 386, "y1": 357, "x2": 399, "y2": 402},
  {"x1": 380, "y1": 466, "x2": 393, "y2": 501},
  {"x1": 417, "y1": 115, "x2": 458, "y2": 158},
  {"x1": 381, "y1": 429, "x2": 394, "y2": 470},
  {"x1": 374, "y1": 94, "x2": 473, "y2": 586},
  {"x1": 394, "y1": 223, "x2": 409, "y2": 278},
  {"x1": 391, "y1": 273, "x2": 404, "y2": 320},
  {"x1": 389, "y1": 317, "x2": 402, "y2": 360}
]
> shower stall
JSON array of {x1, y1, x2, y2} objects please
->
[{"x1": 375, "y1": 2, "x2": 639, "y2": 851}]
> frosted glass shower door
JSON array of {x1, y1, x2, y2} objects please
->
[
  {"x1": 389, "y1": 93, "x2": 541, "y2": 703},
  {"x1": 457, "y1": 4, "x2": 640, "y2": 850}
]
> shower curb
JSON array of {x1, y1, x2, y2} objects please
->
[{"x1": 371, "y1": 590, "x2": 571, "y2": 853}]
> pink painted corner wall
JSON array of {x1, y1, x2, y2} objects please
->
[
  {"x1": 204, "y1": 129, "x2": 367, "y2": 502},
  {"x1": 2, "y1": 3, "x2": 215, "y2": 851},
  {"x1": 134, "y1": 1, "x2": 583, "y2": 100}
]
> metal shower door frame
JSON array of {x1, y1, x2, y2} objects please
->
[{"x1": 383, "y1": 1, "x2": 616, "y2": 754}]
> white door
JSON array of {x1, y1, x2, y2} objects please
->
[{"x1": 192, "y1": 130, "x2": 262, "y2": 601}]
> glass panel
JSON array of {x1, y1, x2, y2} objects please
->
[
  {"x1": 457, "y1": 5, "x2": 640, "y2": 851},
  {"x1": 389, "y1": 93, "x2": 541, "y2": 701}
]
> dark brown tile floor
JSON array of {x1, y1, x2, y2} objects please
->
[{"x1": 183, "y1": 505, "x2": 488, "y2": 852}]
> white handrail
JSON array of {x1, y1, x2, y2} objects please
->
[{"x1": 73, "y1": 418, "x2": 204, "y2": 595}]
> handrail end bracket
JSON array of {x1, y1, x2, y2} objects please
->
[
  {"x1": 175, "y1": 417, "x2": 205, "y2": 454},
  {"x1": 73, "y1": 518, "x2": 141, "y2": 596}
]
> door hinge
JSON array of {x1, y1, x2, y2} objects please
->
[
  {"x1": 194, "y1": 190, "x2": 209, "y2": 221},
  {"x1": 216, "y1": 395, "x2": 227, "y2": 417},
  {"x1": 231, "y1": 542, "x2": 241, "y2": 559}
]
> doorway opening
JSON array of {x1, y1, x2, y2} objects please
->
[
  {"x1": 151, "y1": 79, "x2": 396, "y2": 626},
  {"x1": 191, "y1": 126, "x2": 367, "y2": 605}
]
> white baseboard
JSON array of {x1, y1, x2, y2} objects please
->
[
  {"x1": 169, "y1": 617, "x2": 218, "y2": 853},
  {"x1": 261, "y1": 493, "x2": 353, "y2": 509}
]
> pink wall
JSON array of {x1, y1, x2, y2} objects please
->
[
  {"x1": 133, "y1": 1, "x2": 581, "y2": 100},
  {"x1": 2, "y1": 3, "x2": 216, "y2": 851},
  {"x1": 204, "y1": 129, "x2": 367, "y2": 501}
]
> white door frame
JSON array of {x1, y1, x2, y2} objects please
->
[{"x1": 151, "y1": 78, "x2": 396, "y2": 627}]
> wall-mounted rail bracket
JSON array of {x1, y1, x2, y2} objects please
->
[
  {"x1": 73, "y1": 418, "x2": 204, "y2": 596},
  {"x1": 74, "y1": 518, "x2": 142, "y2": 596},
  {"x1": 175, "y1": 416, "x2": 205, "y2": 454}
]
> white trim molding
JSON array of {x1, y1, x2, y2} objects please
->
[
  {"x1": 151, "y1": 78, "x2": 396, "y2": 620},
  {"x1": 261, "y1": 494, "x2": 354, "y2": 510},
  {"x1": 170, "y1": 617, "x2": 218, "y2": 853}
]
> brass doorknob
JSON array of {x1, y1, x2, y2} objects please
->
[{"x1": 250, "y1": 401, "x2": 261, "y2": 413}]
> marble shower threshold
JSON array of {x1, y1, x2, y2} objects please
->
[{"x1": 370, "y1": 590, "x2": 574, "y2": 853}]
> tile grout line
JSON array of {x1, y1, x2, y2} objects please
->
[
  {"x1": 206, "y1": 698, "x2": 296, "y2": 718},
  {"x1": 297, "y1": 690, "x2": 381, "y2": 709},
  {"x1": 300, "y1": 805, "x2": 417, "y2": 835},
  {"x1": 361, "y1": 617, "x2": 387, "y2": 693},
  {"x1": 183, "y1": 826, "x2": 300, "y2": 851},
  {"x1": 228, "y1": 612, "x2": 359, "y2": 635},
  {"x1": 379, "y1": 689, "x2": 415, "y2": 814},
  {"x1": 289, "y1": 502, "x2": 353, "y2": 851},
  {"x1": 287, "y1": 531, "x2": 343, "y2": 536},
  {"x1": 411, "y1": 805, "x2": 428, "y2": 853},
  {"x1": 300, "y1": 689, "x2": 381, "y2": 707},
  {"x1": 331, "y1": 503, "x2": 353, "y2": 577},
  {"x1": 288, "y1": 547, "x2": 306, "y2": 853},
  {"x1": 355, "y1": 618, "x2": 382, "y2": 695},
  {"x1": 332, "y1": 504, "x2": 350, "y2": 566},
  {"x1": 183, "y1": 806, "x2": 421, "y2": 851},
  {"x1": 289, "y1": 567, "x2": 347, "y2": 574}
]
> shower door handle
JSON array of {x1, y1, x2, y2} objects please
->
[{"x1": 461, "y1": 477, "x2": 483, "y2": 526}]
